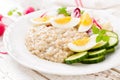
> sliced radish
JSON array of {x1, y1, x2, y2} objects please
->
[
  {"x1": 24, "y1": 7, "x2": 35, "y2": 14},
  {"x1": 0, "y1": 14, "x2": 3, "y2": 21},
  {"x1": 40, "y1": 12, "x2": 47, "y2": 18},
  {"x1": 0, "y1": 52, "x2": 8, "y2": 54},
  {"x1": 93, "y1": 18, "x2": 102, "y2": 29},
  {"x1": 86, "y1": 29, "x2": 93, "y2": 36},
  {"x1": 73, "y1": 8, "x2": 81, "y2": 18},
  {"x1": 0, "y1": 22, "x2": 5, "y2": 36}
]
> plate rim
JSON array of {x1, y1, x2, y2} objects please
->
[{"x1": 3, "y1": 7, "x2": 120, "y2": 75}]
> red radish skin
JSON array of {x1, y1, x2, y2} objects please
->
[
  {"x1": 73, "y1": 8, "x2": 81, "y2": 18},
  {"x1": 24, "y1": 7, "x2": 35, "y2": 14},
  {"x1": 86, "y1": 29, "x2": 93, "y2": 36},
  {"x1": 0, "y1": 22, "x2": 5, "y2": 36},
  {"x1": 93, "y1": 18, "x2": 102, "y2": 29},
  {"x1": 40, "y1": 12, "x2": 47, "y2": 18},
  {"x1": 0, "y1": 52, "x2": 8, "y2": 54},
  {"x1": 0, "y1": 14, "x2": 3, "y2": 21}
]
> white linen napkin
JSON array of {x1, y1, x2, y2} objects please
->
[
  {"x1": 40, "y1": 0, "x2": 120, "y2": 9},
  {"x1": 15, "y1": 0, "x2": 120, "y2": 9}
]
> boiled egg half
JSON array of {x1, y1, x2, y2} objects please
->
[
  {"x1": 50, "y1": 16, "x2": 80, "y2": 28},
  {"x1": 68, "y1": 35, "x2": 97, "y2": 52},
  {"x1": 31, "y1": 16, "x2": 51, "y2": 25},
  {"x1": 78, "y1": 12, "x2": 93, "y2": 32}
]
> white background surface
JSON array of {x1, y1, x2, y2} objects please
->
[{"x1": 0, "y1": 0, "x2": 120, "y2": 80}]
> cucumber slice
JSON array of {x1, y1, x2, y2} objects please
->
[
  {"x1": 88, "y1": 49, "x2": 106, "y2": 58},
  {"x1": 65, "y1": 52, "x2": 88, "y2": 64},
  {"x1": 81, "y1": 55, "x2": 105, "y2": 64},
  {"x1": 107, "y1": 37, "x2": 118, "y2": 48},
  {"x1": 106, "y1": 48, "x2": 115, "y2": 54},
  {"x1": 106, "y1": 31, "x2": 118, "y2": 38},
  {"x1": 91, "y1": 41, "x2": 108, "y2": 50}
]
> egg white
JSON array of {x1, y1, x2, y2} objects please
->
[
  {"x1": 68, "y1": 35, "x2": 97, "y2": 52},
  {"x1": 31, "y1": 11, "x2": 58, "y2": 25},
  {"x1": 30, "y1": 17, "x2": 51, "y2": 25},
  {"x1": 50, "y1": 16, "x2": 80, "y2": 28},
  {"x1": 78, "y1": 24, "x2": 92, "y2": 32}
]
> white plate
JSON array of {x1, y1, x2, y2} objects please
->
[{"x1": 3, "y1": 8, "x2": 120, "y2": 75}]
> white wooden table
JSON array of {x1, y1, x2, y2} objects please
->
[{"x1": 0, "y1": 0, "x2": 120, "y2": 80}]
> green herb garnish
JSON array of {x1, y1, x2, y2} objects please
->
[
  {"x1": 12, "y1": 8, "x2": 17, "y2": 12},
  {"x1": 81, "y1": 10, "x2": 84, "y2": 14},
  {"x1": 58, "y1": 7, "x2": 70, "y2": 16},
  {"x1": 92, "y1": 25, "x2": 99, "y2": 34},
  {"x1": 92, "y1": 25, "x2": 110, "y2": 42},
  {"x1": 7, "y1": 8, "x2": 22, "y2": 16},
  {"x1": 17, "y1": 12, "x2": 22, "y2": 16},
  {"x1": 8, "y1": 11, "x2": 13, "y2": 16},
  {"x1": 102, "y1": 35, "x2": 110, "y2": 42}
]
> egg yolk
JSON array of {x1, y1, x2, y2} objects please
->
[
  {"x1": 34, "y1": 16, "x2": 50, "y2": 22},
  {"x1": 80, "y1": 13, "x2": 92, "y2": 26},
  {"x1": 72, "y1": 37, "x2": 90, "y2": 46},
  {"x1": 55, "y1": 16, "x2": 71, "y2": 24}
]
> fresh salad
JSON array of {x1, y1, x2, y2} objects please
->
[{"x1": 31, "y1": 7, "x2": 119, "y2": 64}]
